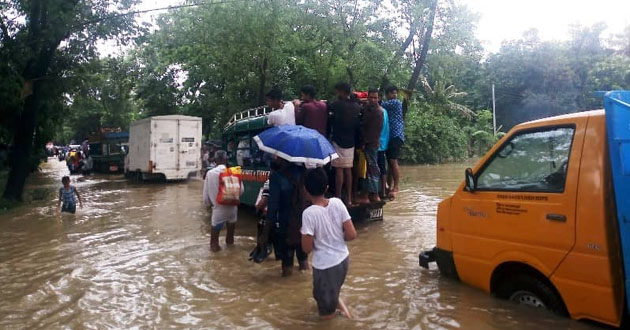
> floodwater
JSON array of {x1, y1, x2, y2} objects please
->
[{"x1": 0, "y1": 160, "x2": 602, "y2": 329}]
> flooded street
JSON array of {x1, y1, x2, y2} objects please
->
[{"x1": 0, "y1": 160, "x2": 601, "y2": 329}]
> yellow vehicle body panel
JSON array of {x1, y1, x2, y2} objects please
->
[{"x1": 437, "y1": 110, "x2": 624, "y2": 327}]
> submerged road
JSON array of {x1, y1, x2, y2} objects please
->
[{"x1": 0, "y1": 159, "x2": 600, "y2": 329}]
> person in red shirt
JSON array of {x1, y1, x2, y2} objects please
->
[{"x1": 294, "y1": 85, "x2": 328, "y2": 137}]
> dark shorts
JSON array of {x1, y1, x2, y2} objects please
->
[
  {"x1": 377, "y1": 151, "x2": 387, "y2": 176},
  {"x1": 61, "y1": 203, "x2": 76, "y2": 214},
  {"x1": 313, "y1": 257, "x2": 349, "y2": 316},
  {"x1": 271, "y1": 229, "x2": 307, "y2": 267},
  {"x1": 386, "y1": 137, "x2": 404, "y2": 160}
]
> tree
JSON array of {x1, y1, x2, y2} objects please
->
[
  {"x1": 61, "y1": 57, "x2": 140, "y2": 142},
  {"x1": 419, "y1": 69, "x2": 473, "y2": 118},
  {"x1": 0, "y1": 0, "x2": 140, "y2": 201}
]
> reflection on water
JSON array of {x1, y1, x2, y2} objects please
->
[{"x1": 0, "y1": 160, "x2": 600, "y2": 329}]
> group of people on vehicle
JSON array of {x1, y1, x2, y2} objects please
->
[
  {"x1": 266, "y1": 82, "x2": 405, "y2": 206},
  {"x1": 200, "y1": 82, "x2": 406, "y2": 319}
]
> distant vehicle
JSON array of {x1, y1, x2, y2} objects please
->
[
  {"x1": 125, "y1": 115, "x2": 202, "y2": 181},
  {"x1": 420, "y1": 91, "x2": 630, "y2": 327},
  {"x1": 57, "y1": 147, "x2": 67, "y2": 161},
  {"x1": 88, "y1": 132, "x2": 129, "y2": 173},
  {"x1": 66, "y1": 148, "x2": 82, "y2": 174}
]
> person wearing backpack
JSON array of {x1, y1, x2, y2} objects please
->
[
  {"x1": 203, "y1": 150, "x2": 244, "y2": 252},
  {"x1": 267, "y1": 157, "x2": 310, "y2": 276}
]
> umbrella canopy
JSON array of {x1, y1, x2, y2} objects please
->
[{"x1": 253, "y1": 125, "x2": 338, "y2": 167}]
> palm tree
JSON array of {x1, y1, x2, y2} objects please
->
[{"x1": 419, "y1": 72, "x2": 474, "y2": 119}]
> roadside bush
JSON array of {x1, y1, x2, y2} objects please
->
[{"x1": 401, "y1": 104, "x2": 468, "y2": 164}]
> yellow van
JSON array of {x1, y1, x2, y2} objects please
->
[{"x1": 420, "y1": 108, "x2": 627, "y2": 327}]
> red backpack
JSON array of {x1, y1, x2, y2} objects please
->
[{"x1": 217, "y1": 167, "x2": 242, "y2": 205}]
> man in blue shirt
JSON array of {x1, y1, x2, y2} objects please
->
[
  {"x1": 381, "y1": 85, "x2": 404, "y2": 198},
  {"x1": 378, "y1": 101, "x2": 389, "y2": 199}
]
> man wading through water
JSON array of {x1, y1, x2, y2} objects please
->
[
  {"x1": 266, "y1": 157, "x2": 310, "y2": 276},
  {"x1": 203, "y1": 150, "x2": 244, "y2": 252}
]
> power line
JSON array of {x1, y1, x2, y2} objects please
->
[{"x1": 73, "y1": 0, "x2": 250, "y2": 30}]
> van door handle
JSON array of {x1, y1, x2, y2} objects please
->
[{"x1": 546, "y1": 214, "x2": 566, "y2": 222}]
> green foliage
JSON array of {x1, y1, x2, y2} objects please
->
[
  {"x1": 464, "y1": 109, "x2": 503, "y2": 157},
  {"x1": 0, "y1": 0, "x2": 142, "y2": 200},
  {"x1": 481, "y1": 24, "x2": 630, "y2": 129},
  {"x1": 3, "y1": 0, "x2": 630, "y2": 188},
  {"x1": 401, "y1": 102, "x2": 468, "y2": 164},
  {"x1": 58, "y1": 57, "x2": 140, "y2": 142}
]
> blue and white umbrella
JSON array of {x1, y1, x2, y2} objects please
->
[{"x1": 253, "y1": 125, "x2": 338, "y2": 167}]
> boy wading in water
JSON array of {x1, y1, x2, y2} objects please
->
[
  {"x1": 301, "y1": 168, "x2": 357, "y2": 319},
  {"x1": 57, "y1": 176, "x2": 83, "y2": 214}
]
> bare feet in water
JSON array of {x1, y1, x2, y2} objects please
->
[{"x1": 337, "y1": 298, "x2": 352, "y2": 319}]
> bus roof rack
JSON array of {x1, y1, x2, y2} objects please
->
[{"x1": 224, "y1": 106, "x2": 272, "y2": 130}]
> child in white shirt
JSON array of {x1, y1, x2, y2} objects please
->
[{"x1": 301, "y1": 168, "x2": 357, "y2": 319}]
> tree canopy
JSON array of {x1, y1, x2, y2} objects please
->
[{"x1": 1, "y1": 0, "x2": 630, "y2": 200}]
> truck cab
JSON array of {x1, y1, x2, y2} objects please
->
[{"x1": 421, "y1": 108, "x2": 626, "y2": 327}]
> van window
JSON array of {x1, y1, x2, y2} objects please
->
[{"x1": 476, "y1": 127, "x2": 575, "y2": 193}]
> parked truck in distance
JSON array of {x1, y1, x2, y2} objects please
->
[
  {"x1": 420, "y1": 91, "x2": 630, "y2": 327},
  {"x1": 125, "y1": 115, "x2": 202, "y2": 181}
]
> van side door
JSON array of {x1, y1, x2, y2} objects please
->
[{"x1": 450, "y1": 120, "x2": 586, "y2": 290}]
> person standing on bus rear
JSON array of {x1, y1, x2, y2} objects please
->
[
  {"x1": 330, "y1": 82, "x2": 360, "y2": 206},
  {"x1": 203, "y1": 150, "x2": 243, "y2": 252},
  {"x1": 360, "y1": 89, "x2": 384, "y2": 203},
  {"x1": 382, "y1": 85, "x2": 404, "y2": 198},
  {"x1": 295, "y1": 85, "x2": 328, "y2": 137},
  {"x1": 266, "y1": 87, "x2": 295, "y2": 126},
  {"x1": 378, "y1": 96, "x2": 390, "y2": 199}
]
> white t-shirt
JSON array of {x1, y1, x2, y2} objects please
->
[
  {"x1": 203, "y1": 165, "x2": 242, "y2": 223},
  {"x1": 267, "y1": 101, "x2": 295, "y2": 126},
  {"x1": 301, "y1": 197, "x2": 351, "y2": 270}
]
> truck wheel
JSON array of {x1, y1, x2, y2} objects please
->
[{"x1": 497, "y1": 274, "x2": 567, "y2": 316}]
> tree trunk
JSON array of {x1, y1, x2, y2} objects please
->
[
  {"x1": 346, "y1": 66, "x2": 355, "y2": 87},
  {"x1": 406, "y1": 0, "x2": 438, "y2": 92},
  {"x1": 381, "y1": 21, "x2": 417, "y2": 89},
  {"x1": 3, "y1": 82, "x2": 39, "y2": 201},
  {"x1": 2, "y1": 0, "x2": 68, "y2": 201},
  {"x1": 257, "y1": 57, "x2": 268, "y2": 105}
]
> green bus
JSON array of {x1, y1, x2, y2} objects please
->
[
  {"x1": 89, "y1": 132, "x2": 128, "y2": 173},
  {"x1": 222, "y1": 106, "x2": 384, "y2": 222}
]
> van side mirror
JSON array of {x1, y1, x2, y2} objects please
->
[{"x1": 465, "y1": 168, "x2": 476, "y2": 192}]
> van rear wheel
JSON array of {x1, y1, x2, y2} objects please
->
[{"x1": 497, "y1": 274, "x2": 567, "y2": 316}]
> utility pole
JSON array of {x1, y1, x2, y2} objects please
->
[{"x1": 492, "y1": 84, "x2": 497, "y2": 136}]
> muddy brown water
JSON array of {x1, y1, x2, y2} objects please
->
[{"x1": 0, "y1": 160, "x2": 602, "y2": 329}]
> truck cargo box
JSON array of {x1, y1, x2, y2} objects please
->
[{"x1": 126, "y1": 115, "x2": 202, "y2": 180}]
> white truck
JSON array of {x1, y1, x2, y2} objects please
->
[{"x1": 125, "y1": 115, "x2": 202, "y2": 180}]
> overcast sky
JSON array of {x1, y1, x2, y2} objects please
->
[
  {"x1": 129, "y1": 0, "x2": 630, "y2": 54},
  {"x1": 467, "y1": 0, "x2": 630, "y2": 51}
]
